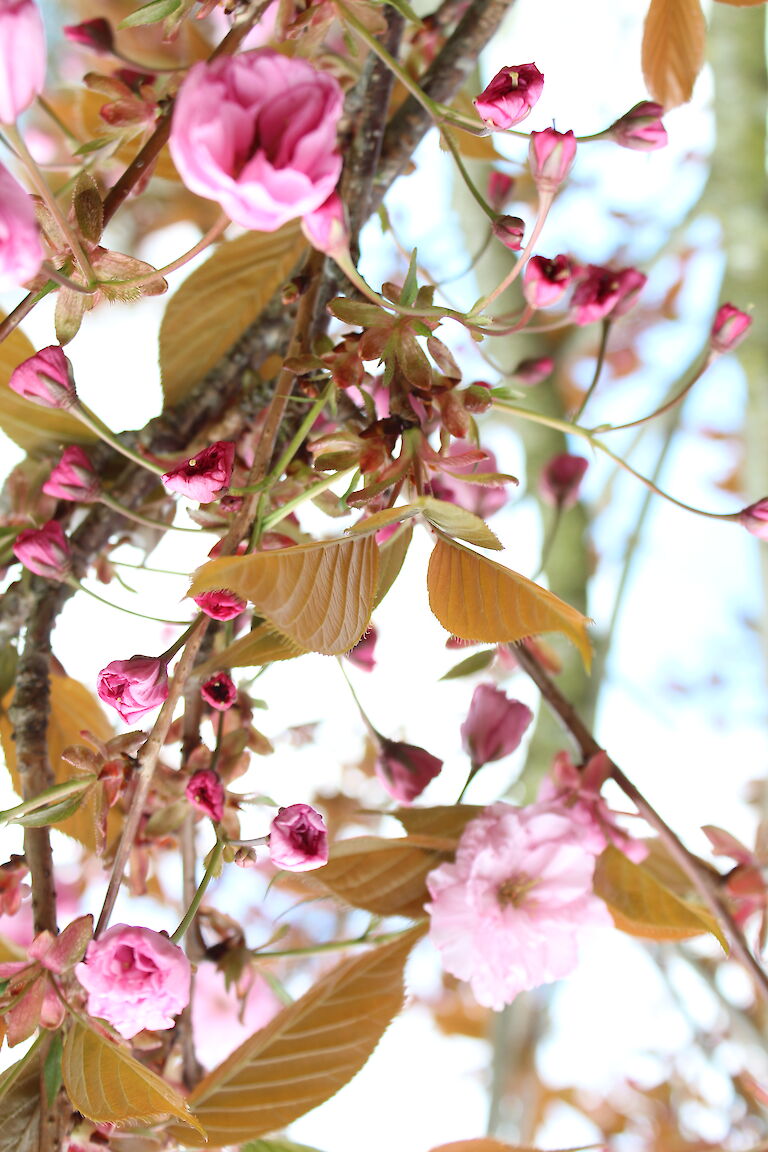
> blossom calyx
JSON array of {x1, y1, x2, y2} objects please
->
[
  {"x1": 13, "y1": 520, "x2": 71, "y2": 580},
  {"x1": 529, "y1": 129, "x2": 576, "y2": 193},
  {"x1": 608, "y1": 101, "x2": 667, "y2": 151},
  {"x1": 474, "y1": 63, "x2": 544, "y2": 130},
  {"x1": 9, "y1": 345, "x2": 77, "y2": 409},
  {"x1": 269, "y1": 803, "x2": 329, "y2": 871},
  {"x1": 97, "y1": 655, "x2": 169, "y2": 724}
]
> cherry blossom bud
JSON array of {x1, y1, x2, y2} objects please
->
[
  {"x1": 492, "y1": 215, "x2": 525, "y2": 251},
  {"x1": 0, "y1": 855, "x2": 29, "y2": 916},
  {"x1": 571, "y1": 264, "x2": 646, "y2": 326},
  {"x1": 487, "y1": 171, "x2": 514, "y2": 211},
  {"x1": 13, "y1": 520, "x2": 71, "y2": 580},
  {"x1": 9, "y1": 345, "x2": 76, "y2": 409},
  {"x1": 512, "y1": 356, "x2": 554, "y2": 386},
  {"x1": 474, "y1": 63, "x2": 544, "y2": 130},
  {"x1": 63, "y1": 18, "x2": 115, "y2": 55},
  {"x1": 529, "y1": 129, "x2": 576, "y2": 193},
  {"x1": 0, "y1": 163, "x2": 44, "y2": 289},
  {"x1": 200, "y1": 671, "x2": 237, "y2": 711},
  {"x1": 738, "y1": 499, "x2": 768, "y2": 541},
  {"x1": 375, "y1": 737, "x2": 443, "y2": 804},
  {"x1": 162, "y1": 441, "x2": 235, "y2": 502},
  {"x1": 345, "y1": 626, "x2": 377, "y2": 672},
  {"x1": 97, "y1": 655, "x2": 169, "y2": 724},
  {"x1": 193, "y1": 588, "x2": 247, "y2": 621},
  {"x1": 269, "y1": 803, "x2": 328, "y2": 871},
  {"x1": 186, "y1": 769, "x2": 225, "y2": 822},
  {"x1": 301, "y1": 191, "x2": 349, "y2": 259},
  {"x1": 523, "y1": 254, "x2": 577, "y2": 308},
  {"x1": 460, "y1": 684, "x2": 533, "y2": 767},
  {"x1": 42, "y1": 446, "x2": 101, "y2": 503},
  {"x1": 608, "y1": 101, "x2": 667, "y2": 151},
  {"x1": 463, "y1": 381, "x2": 493, "y2": 414},
  {"x1": 540, "y1": 453, "x2": 589, "y2": 508},
  {"x1": 710, "y1": 303, "x2": 752, "y2": 354},
  {"x1": 0, "y1": 0, "x2": 46, "y2": 123}
]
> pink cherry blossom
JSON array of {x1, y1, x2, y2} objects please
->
[
  {"x1": 523, "y1": 254, "x2": 578, "y2": 309},
  {"x1": 269, "y1": 803, "x2": 328, "y2": 871},
  {"x1": 474, "y1": 63, "x2": 544, "y2": 130},
  {"x1": 8, "y1": 345, "x2": 76, "y2": 408},
  {"x1": 301, "y1": 191, "x2": 348, "y2": 258},
  {"x1": 571, "y1": 265, "x2": 646, "y2": 326},
  {"x1": 608, "y1": 101, "x2": 667, "y2": 151},
  {"x1": 75, "y1": 924, "x2": 191, "y2": 1038},
  {"x1": 97, "y1": 655, "x2": 169, "y2": 724},
  {"x1": 539, "y1": 751, "x2": 648, "y2": 862},
  {"x1": 0, "y1": 855, "x2": 29, "y2": 917},
  {"x1": 162, "y1": 441, "x2": 235, "y2": 502},
  {"x1": 186, "y1": 769, "x2": 225, "y2": 822},
  {"x1": 200, "y1": 671, "x2": 237, "y2": 711},
  {"x1": 460, "y1": 684, "x2": 533, "y2": 767},
  {"x1": 194, "y1": 588, "x2": 247, "y2": 620},
  {"x1": 0, "y1": 162, "x2": 44, "y2": 290},
  {"x1": 710, "y1": 303, "x2": 751, "y2": 354},
  {"x1": 0, "y1": 0, "x2": 46, "y2": 123},
  {"x1": 529, "y1": 129, "x2": 576, "y2": 193},
  {"x1": 13, "y1": 520, "x2": 71, "y2": 580},
  {"x1": 375, "y1": 736, "x2": 443, "y2": 804},
  {"x1": 512, "y1": 356, "x2": 554, "y2": 386},
  {"x1": 42, "y1": 445, "x2": 101, "y2": 503},
  {"x1": 539, "y1": 453, "x2": 589, "y2": 509},
  {"x1": 426, "y1": 801, "x2": 611, "y2": 1009},
  {"x1": 169, "y1": 50, "x2": 343, "y2": 232}
]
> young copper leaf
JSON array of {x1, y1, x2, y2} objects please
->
[
  {"x1": 427, "y1": 537, "x2": 592, "y2": 670},
  {"x1": 395, "y1": 804, "x2": 482, "y2": 839},
  {"x1": 188, "y1": 535, "x2": 379, "y2": 655},
  {"x1": 196, "y1": 624, "x2": 304, "y2": 677},
  {"x1": 642, "y1": 0, "x2": 706, "y2": 108},
  {"x1": 0, "y1": 320, "x2": 97, "y2": 454},
  {"x1": 306, "y1": 835, "x2": 457, "y2": 918},
  {"x1": 346, "y1": 503, "x2": 423, "y2": 536},
  {"x1": 169, "y1": 927, "x2": 423, "y2": 1147},
  {"x1": 374, "y1": 523, "x2": 413, "y2": 608},
  {"x1": 419, "y1": 497, "x2": 502, "y2": 550},
  {"x1": 0, "y1": 1038, "x2": 45, "y2": 1152},
  {"x1": 241, "y1": 1140, "x2": 326, "y2": 1152},
  {"x1": 160, "y1": 225, "x2": 306, "y2": 405},
  {"x1": 0, "y1": 668, "x2": 113, "y2": 847},
  {"x1": 593, "y1": 845, "x2": 727, "y2": 950},
  {"x1": 62, "y1": 1021, "x2": 205, "y2": 1134}
]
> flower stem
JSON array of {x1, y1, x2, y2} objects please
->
[
  {"x1": 73, "y1": 401, "x2": 166, "y2": 475},
  {"x1": 99, "y1": 492, "x2": 202, "y2": 533},
  {"x1": 471, "y1": 190, "x2": 555, "y2": 314},
  {"x1": 170, "y1": 838, "x2": 225, "y2": 944},
  {"x1": 338, "y1": 2, "x2": 439, "y2": 121},
  {"x1": 440, "y1": 128, "x2": 496, "y2": 221},
  {"x1": 572, "y1": 317, "x2": 611, "y2": 421},
  {"x1": 66, "y1": 577, "x2": 193, "y2": 625},
  {"x1": 595, "y1": 351, "x2": 714, "y2": 434}
]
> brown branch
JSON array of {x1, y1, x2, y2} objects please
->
[{"x1": 515, "y1": 644, "x2": 768, "y2": 1005}]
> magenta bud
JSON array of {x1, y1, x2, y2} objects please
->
[
  {"x1": 0, "y1": 163, "x2": 44, "y2": 289},
  {"x1": 492, "y1": 214, "x2": 525, "y2": 251},
  {"x1": 0, "y1": 0, "x2": 46, "y2": 123},
  {"x1": 608, "y1": 101, "x2": 667, "y2": 151},
  {"x1": 512, "y1": 356, "x2": 554, "y2": 386},
  {"x1": 523, "y1": 254, "x2": 577, "y2": 308},
  {"x1": 375, "y1": 737, "x2": 443, "y2": 804},
  {"x1": 301, "y1": 191, "x2": 349, "y2": 259},
  {"x1": 13, "y1": 519, "x2": 71, "y2": 581},
  {"x1": 269, "y1": 803, "x2": 329, "y2": 871},
  {"x1": 529, "y1": 128, "x2": 577, "y2": 193},
  {"x1": 162, "y1": 441, "x2": 235, "y2": 503},
  {"x1": 9, "y1": 345, "x2": 77, "y2": 409},
  {"x1": 474, "y1": 63, "x2": 544, "y2": 130},
  {"x1": 710, "y1": 303, "x2": 752, "y2": 354},
  {"x1": 487, "y1": 170, "x2": 515, "y2": 211},
  {"x1": 42, "y1": 445, "x2": 101, "y2": 503},
  {"x1": 571, "y1": 264, "x2": 646, "y2": 326},
  {"x1": 539, "y1": 453, "x2": 589, "y2": 508},
  {"x1": 63, "y1": 18, "x2": 115, "y2": 55},
  {"x1": 193, "y1": 588, "x2": 247, "y2": 621},
  {"x1": 460, "y1": 684, "x2": 533, "y2": 767},
  {"x1": 344, "y1": 626, "x2": 377, "y2": 672},
  {"x1": 200, "y1": 671, "x2": 237, "y2": 711},
  {"x1": 739, "y1": 499, "x2": 768, "y2": 542},
  {"x1": 97, "y1": 655, "x2": 169, "y2": 724},
  {"x1": 186, "y1": 769, "x2": 225, "y2": 822}
]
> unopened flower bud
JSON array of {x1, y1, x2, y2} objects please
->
[
  {"x1": 539, "y1": 453, "x2": 589, "y2": 508},
  {"x1": 0, "y1": 0, "x2": 46, "y2": 123},
  {"x1": 13, "y1": 519, "x2": 71, "y2": 580},
  {"x1": 738, "y1": 499, "x2": 768, "y2": 542},
  {"x1": 474, "y1": 63, "x2": 544, "y2": 130},
  {"x1": 42, "y1": 445, "x2": 101, "y2": 503},
  {"x1": 461, "y1": 684, "x2": 533, "y2": 767},
  {"x1": 487, "y1": 171, "x2": 515, "y2": 211},
  {"x1": 375, "y1": 736, "x2": 443, "y2": 804},
  {"x1": 523, "y1": 254, "x2": 577, "y2": 308},
  {"x1": 301, "y1": 191, "x2": 349, "y2": 259},
  {"x1": 492, "y1": 215, "x2": 525, "y2": 251},
  {"x1": 9, "y1": 345, "x2": 77, "y2": 409},
  {"x1": 512, "y1": 356, "x2": 554, "y2": 386},
  {"x1": 608, "y1": 101, "x2": 667, "y2": 151},
  {"x1": 97, "y1": 655, "x2": 169, "y2": 724},
  {"x1": 529, "y1": 129, "x2": 576, "y2": 193},
  {"x1": 269, "y1": 803, "x2": 328, "y2": 871},
  {"x1": 186, "y1": 769, "x2": 225, "y2": 822},
  {"x1": 200, "y1": 671, "x2": 237, "y2": 711},
  {"x1": 193, "y1": 589, "x2": 247, "y2": 621},
  {"x1": 63, "y1": 18, "x2": 115, "y2": 55},
  {"x1": 710, "y1": 303, "x2": 751, "y2": 354}
]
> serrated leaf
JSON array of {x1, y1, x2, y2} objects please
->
[
  {"x1": 419, "y1": 497, "x2": 502, "y2": 550},
  {"x1": 62, "y1": 1021, "x2": 205, "y2": 1134},
  {"x1": 188, "y1": 535, "x2": 379, "y2": 655},
  {"x1": 593, "y1": 845, "x2": 727, "y2": 950},
  {"x1": 170, "y1": 927, "x2": 423, "y2": 1147},
  {"x1": 196, "y1": 624, "x2": 304, "y2": 677},
  {"x1": 328, "y1": 299, "x2": 387, "y2": 327},
  {"x1": 347, "y1": 504, "x2": 423, "y2": 536},
  {"x1": 427, "y1": 537, "x2": 592, "y2": 670},
  {"x1": 0, "y1": 320, "x2": 98, "y2": 453},
  {"x1": 0, "y1": 1039, "x2": 45, "y2": 1152},
  {"x1": 160, "y1": 225, "x2": 306, "y2": 405},
  {"x1": 642, "y1": 0, "x2": 706, "y2": 109},
  {"x1": 440, "y1": 649, "x2": 495, "y2": 680},
  {"x1": 0, "y1": 668, "x2": 113, "y2": 847},
  {"x1": 375, "y1": 523, "x2": 412, "y2": 608}
]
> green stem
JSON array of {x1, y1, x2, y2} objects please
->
[
  {"x1": 107, "y1": 213, "x2": 230, "y2": 289},
  {"x1": 261, "y1": 468, "x2": 357, "y2": 531},
  {"x1": 263, "y1": 382, "x2": 336, "y2": 486},
  {"x1": 572, "y1": 317, "x2": 611, "y2": 421},
  {"x1": 67, "y1": 577, "x2": 193, "y2": 625},
  {"x1": 339, "y1": 2, "x2": 439, "y2": 121},
  {"x1": 533, "y1": 504, "x2": 563, "y2": 580},
  {"x1": 161, "y1": 620, "x2": 203, "y2": 662},
  {"x1": 170, "y1": 838, "x2": 225, "y2": 944},
  {"x1": 441, "y1": 128, "x2": 496, "y2": 221},
  {"x1": 74, "y1": 402, "x2": 166, "y2": 475},
  {"x1": 471, "y1": 190, "x2": 555, "y2": 314},
  {"x1": 208, "y1": 712, "x2": 226, "y2": 776},
  {"x1": 456, "y1": 762, "x2": 480, "y2": 802},
  {"x1": 595, "y1": 352, "x2": 714, "y2": 434},
  {"x1": 99, "y1": 492, "x2": 203, "y2": 533},
  {"x1": 250, "y1": 925, "x2": 420, "y2": 960}
]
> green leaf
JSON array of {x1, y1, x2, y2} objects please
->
[
  {"x1": 42, "y1": 1033, "x2": 63, "y2": 1107},
  {"x1": 440, "y1": 649, "x2": 495, "y2": 680},
  {"x1": 419, "y1": 497, "x2": 502, "y2": 550},
  {"x1": 242, "y1": 1141, "x2": 326, "y2": 1152},
  {"x1": 118, "y1": 0, "x2": 181, "y2": 27},
  {"x1": 400, "y1": 249, "x2": 419, "y2": 306},
  {"x1": 0, "y1": 1037, "x2": 45, "y2": 1152}
]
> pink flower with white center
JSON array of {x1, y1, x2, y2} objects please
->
[
  {"x1": 710, "y1": 303, "x2": 751, "y2": 354},
  {"x1": 571, "y1": 264, "x2": 646, "y2": 326},
  {"x1": 528, "y1": 129, "x2": 576, "y2": 193},
  {"x1": 461, "y1": 684, "x2": 533, "y2": 768},
  {"x1": 523, "y1": 254, "x2": 578, "y2": 309},
  {"x1": 739, "y1": 499, "x2": 768, "y2": 541},
  {"x1": 426, "y1": 801, "x2": 611, "y2": 1009},
  {"x1": 474, "y1": 63, "x2": 544, "y2": 130},
  {"x1": 492, "y1": 215, "x2": 525, "y2": 251},
  {"x1": 301, "y1": 191, "x2": 349, "y2": 259},
  {"x1": 169, "y1": 50, "x2": 343, "y2": 232},
  {"x1": 0, "y1": 163, "x2": 44, "y2": 290},
  {"x1": 97, "y1": 655, "x2": 168, "y2": 724},
  {"x1": 186, "y1": 769, "x2": 225, "y2": 822},
  {"x1": 375, "y1": 736, "x2": 443, "y2": 804},
  {"x1": 162, "y1": 441, "x2": 235, "y2": 502},
  {"x1": 269, "y1": 803, "x2": 328, "y2": 871},
  {"x1": 608, "y1": 101, "x2": 667, "y2": 151},
  {"x1": 200, "y1": 671, "x2": 237, "y2": 711},
  {"x1": 194, "y1": 588, "x2": 247, "y2": 620},
  {"x1": 42, "y1": 445, "x2": 101, "y2": 503},
  {"x1": 13, "y1": 520, "x2": 71, "y2": 580},
  {"x1": 539, "y1": 453, "x2": 589, "y2": 509},
  {"x1": 0, "y1": 0, "x2": 46, "y2": 123},
  {"x1": 9, "y1": 345, "x2": 76, "y2": 409},
  {"x1": 539, "y1": 751, "x2": 648, "y2": 862},
  {"x1": 75, "y1": 924, "x2": 191, "y2": 1039}
]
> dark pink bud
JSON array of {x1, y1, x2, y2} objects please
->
[
  {"x1": 344, "y1": 626, "x2": 377, "y2": 672},
  {"x1": 0, "y1": 855, "x2": 29, "y2": 917},
  {"x1": 529, "y1": 129, "x2": 577, "y2": 192},
  {"x1": 301, "y1": 191, "x2": 349, "y2": 258},
  {"x1": 200, "y1": 671, "x2": 237, "y2": 711},
  {"x1": 523, "y1": 254, "x2": 577, "y2": 308},
  {"x1": 42, "y1": 445, "x2": 101, "y2": 503},
  {"x1": 739, "y1": 499, "x2": 768, "y2": 542},
  {"x1": 492, "y1": 215, "x2": 525, "y2": 251},
  {"x1": 269, "y1": 803, "x2": 328, "y2": 871},
  {"x1": 710, "y1": 303, "x2": 752, "y2": 354},
  {"x1": 13, "y1": 520, "x2": 71, "y2": 580},
  {"x1": 539, "y1": 453, "x2": 589, "y2": 508},
  {"x1": 193, "y1": 588, "x2": 247, "y2": 621},
  {"x1": 63, "y1": 18, "x2": 115, "y2": 55},
  {"x1": 512, "y1": 356, "x2": 554, "y2": 386},
  {"x1": 162, "y1": 441, "x2": 235, "y2": 502},
  {"x1": 571, "y1": 264, "x2": 646, "y2": 326},
  {"x1": 186, "y1": 769, "x2": 225, "y2": 822},
  {"x1": 375, "y1": 737, "x2": 443, "y2": 804},
  {"x1": 8, "y1": 346, "x2": 77, "y2": 409},
  {"x1": 608, "y1": 101, "x2": 667, "y2": 151},
  {"x1": 460, "y1": 684, "x2": 533, "y2": 767},
  {"x1": 487, "y1": 171, "x2": 515, "y2": 211},
  {"x1": 474, "y1": 63, "x2": 544, "y2": 130},
  {"x1": 97, "y1": 655, "x2": 168, "y2": 724}
]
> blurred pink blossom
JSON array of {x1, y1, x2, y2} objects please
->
[
  {"x1": 571, "y1": 264, "x2": 646, "y2": 326},
  {"x1": 710, "y1": 303, "x2": 751, "y2": 354},
  {"x1": 539, "y1": 751, "x2": 648, "y2": 862},
  {"x1": 523, "y1": 254, "x2": 578, "y2": 309},
  {"x1": 539, "y1": 453, "x2": 589, "y2": 509},
  {"x1": 460, "y1": 684, "x2": 533, "y2": 767},
  {"x1": 739, "y1": 498, "x2": 768, "y2": 542},
  {"x1": 13, "y1": 520, "x2": 71, "y2": 580},
  {"x1": 8, "y1": 345, "x2": 75, "y2": 408},
  {"x1": 301, "y1": 190, "x2": 348, "y2": 258},
  {"x1": 0, "y1": 163, "x2": 44, "y2": 289},
  {"x1": 375, "y1": 736, "x2": 443, "y2": 804},
  {"x1": 0, "y1": 0, "x2": 46, "y2": 123},
  {"x1": 186, "y1": 768, "x2": 225, "y2": 822},
  {"x1": 608, "y1": 101, "x2": 667, "y2": 151},
  {"x1": 43, "y1": 445, "x2": 101, "y2": 503}
]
